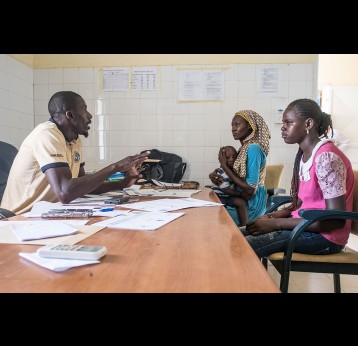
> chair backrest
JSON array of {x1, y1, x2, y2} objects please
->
[
  {"x1": 351, "y1": 169, "x2": 358, "y2": 234},
  {"x1": 265, "y1": 164, "x2": 284, "y2": 190},
  {"x1": 0, "y1": 141, "x2": 18, "y2": 203}
]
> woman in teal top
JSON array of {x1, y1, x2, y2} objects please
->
[{"x1": 209, "y1": 110, "x2": 271, "y2": 226}]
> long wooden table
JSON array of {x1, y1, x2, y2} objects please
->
[{"x1": 0, "y1": 189, "x2": 279, "y2": 292}]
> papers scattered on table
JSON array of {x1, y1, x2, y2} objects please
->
[
  {"x1": 120, "y1": 197, "x2": 223, "y2": 212},
  {"x1": 19, "y1": 252, "x2": 100, "y2": 272},
  {"x1": 28, "y1": 201, "x2": 62, "y2": 217},
  {"x1": 10, "y1": 221, "x2": 80, "y2": 241},
  {"x1": 92, "y1": 210, "x2": 184, "y2": 231},
  {"x1": 124, "y1": 184, "x2": 153, "y2": 196}
]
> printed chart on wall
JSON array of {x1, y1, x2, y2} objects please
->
[
  {"x1": 101, "y1": 67, "x2": 158, "y2": 92},
  {"x1": 132, "y1": 67, "x2": 158, "y2": 91},
  {"x1": 256, "y1": 65, "x2": 281, "y2": 97},
  {"x1": 178, "y1": 69, "x2": 224, "y2": 101},
  {"x1": 102, "y1": 67, "x2": 130, "y2": 92}
]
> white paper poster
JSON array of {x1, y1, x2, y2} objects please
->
[
  {"x1": 178, "y1": 69, "x2": 224, "y2": 101},
  {"x1": 256, "y1": 65, "x2": 281, "y2": 97},
  {"x1": 102, "y1": 68, "x2": 130, "y2": 92},
  {"x1": 132, "y1": 67, "x2": 158, "y2": 91}
]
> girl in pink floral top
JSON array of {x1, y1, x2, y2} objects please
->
[{"x1": 243, "y1": 99, "x2": 355, "y2": 258}]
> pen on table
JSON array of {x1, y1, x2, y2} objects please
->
[{"x1": 100, "y1": 207, "x2": 115, "y2": 212}]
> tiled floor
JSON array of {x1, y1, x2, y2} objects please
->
[{"x1": 267, "y1": 263, "x2": 358, "y2": 293}]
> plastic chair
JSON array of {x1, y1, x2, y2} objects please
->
[
  {"x1": 0, "y1": 141, "x2": 18, "y2": 218},
  {"x1": 265, "y1": 164, "x2": 286, "y2": 208},
  {"x1": 263, "y1": 169, "x2": 358, "y2": 293}
]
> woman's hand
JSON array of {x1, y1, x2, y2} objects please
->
[{"x1": 246, "y1": 219, "x2": 276, "y2": 236}]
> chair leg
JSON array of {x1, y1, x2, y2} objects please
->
[
  {"x1": 333, "y1": 274, "x2": 341, "y2": 293},
  {"x1": 280, "y1": 271, "x2": 290, "y2": 293},
  {"x1": 262, "y1": 257, "x2": 268, "y2": 269}
]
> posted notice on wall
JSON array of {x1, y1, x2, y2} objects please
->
[
  {"x1": 256, "y1": 65, "x2": 281, "y2": 97},
  {"x1": 132, "y1": 67, "x2": 158, "y2": 91},
  {"x1": 102, "y1": 68, "x2": 130, "y2": 92},
  {"x1": 178, "y1": 69, "x2": 224, "y2": 101}
]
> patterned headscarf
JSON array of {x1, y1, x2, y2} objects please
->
[{"x1": 233, "y1": 110, "x2": 271, "y2": 186}]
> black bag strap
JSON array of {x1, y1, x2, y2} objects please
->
[
  {"x1": 156, "y1": 163, "x2": 164, "y2": 180},
  {"x1": 170, "y1": 162, "x2": 186, "y2": 183}
]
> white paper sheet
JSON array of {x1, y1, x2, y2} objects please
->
[
  {"x1": 92, "y1": 210, "x2": 184, "y2": 231},
  {"x1": 179, "y1": 70, "x2": 224, "y2": 100},
  {"x1": 120, "y1": 197, "x2": 222, "y2": 212},
  {"x1": 0, "y1": 222, "x2": 105, "y2": 245},
  {"x1": 10, "y1": 221, "x2": 80, "y2": 241},
  {"x1": 102, "y1": 67, "x2": 129, "y2": 92},
  {"x1": 131, "y1": 67, "x2": 157, "y2": 91},
  {"x1": 19, "y1": 252, "x2": 100, "y2": 272}
]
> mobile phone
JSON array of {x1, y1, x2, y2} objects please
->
[{"x1": 37, "y1": 244, "x2": 107, "y2": 260}]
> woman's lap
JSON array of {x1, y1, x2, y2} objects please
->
[{"x1": 241, "y1": 228, "x2": 344, "y2": 258}]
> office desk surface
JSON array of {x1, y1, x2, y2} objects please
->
[{"x1": 0, "y1": 189, "x2": 279, "y2": 293}]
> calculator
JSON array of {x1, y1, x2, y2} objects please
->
[{"x1": 37, "y1": 244, "x2": 107, "y2": 260}]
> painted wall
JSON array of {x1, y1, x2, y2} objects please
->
[
  {"x1": 31, "y1": 63, "x2": 315, "y2": 191},
  {"x1": 10, "y1": 54, "x2": 315, "y2": 68},
  {"x1": 318, "y1": 54, "x2": 358, "y2": 86}
]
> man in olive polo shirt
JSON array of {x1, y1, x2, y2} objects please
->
[{"x1": 1, "y1": 91, "x2": 149, "y2": 214}]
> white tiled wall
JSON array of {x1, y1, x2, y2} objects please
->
[
  {"x1": 0, "y1": 55, "x2": 33, "y2": 148},
  {"x1": 0, "y1": 56, "x2": 317, "y2": 192},
  {"x1": 32, "y1": 63, "x2": 316, "y2": 191}
]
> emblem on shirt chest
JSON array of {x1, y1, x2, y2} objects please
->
[{"x1": 74, "y1": 151, "x2": 80, "y2": 162}]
